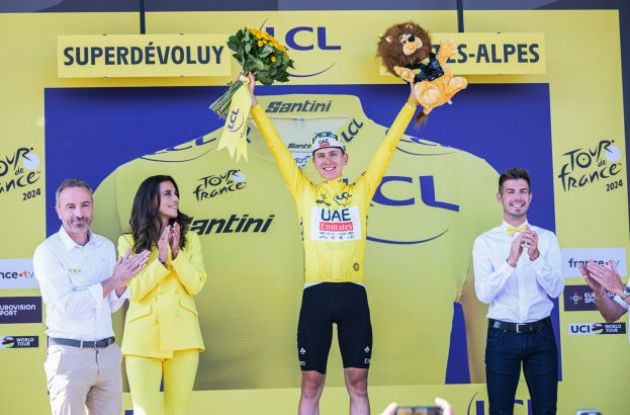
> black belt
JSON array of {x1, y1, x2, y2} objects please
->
[
  {"x1": 48, "y1": 336, "x2": 115, "y2": 349},
  {"x1": 490, "y1": 317, "x2": 550, "y2": 334}
]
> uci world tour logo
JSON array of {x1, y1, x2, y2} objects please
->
[
  {"x1": 0, "y1": 335, "x2": 39, "y2": 349},
  {"x1": 568, "y1": 322, "x2": 626, "y2": 336},
  {"x1": 265, "y1": 25, "x2": 340, "y2": 78},
  {"x1": 557, "y1": 139, "x2": 623, "y2": 192}
]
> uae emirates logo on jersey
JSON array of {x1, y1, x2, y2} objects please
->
[{"x1": 311, "y1": 206, "x2": 361, "y2": 241}]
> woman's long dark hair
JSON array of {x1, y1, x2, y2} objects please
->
[{"x1": 129, "y1": 175, "x2": 191, "y2": 253}]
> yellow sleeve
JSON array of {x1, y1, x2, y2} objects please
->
[
  {"x1": 251, "y1": 104, "x2": 308, "y2": 197},
  {"x1": 170, "y1": 232, "x2": 207, "y2": 296},
  {"x1": 92, "y1": 171, "x2": 125, "y2": 243},
  {"x1": 362, "y1": 99, "x2": 417, "y2": 198},
  {"x1": 459, "y1": 259, "x2": 488, "y2": 383},
  {"x1": 118, "y1": 234, "x2": 169, "y2": 302}
]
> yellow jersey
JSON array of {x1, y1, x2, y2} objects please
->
[{"x1": 250, "y1": 100, "x2": 416, "y2": 284}]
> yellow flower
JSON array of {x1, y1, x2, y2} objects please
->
[
  {"x1": 248, "y1": 27, "x2": 289, "y2": 54},
  {"x1": 271, "y1": 56, "x2": 276, "y2": 62},
  {"x1": 249, "y1": 28, "x2": 266, "y2": 39}
]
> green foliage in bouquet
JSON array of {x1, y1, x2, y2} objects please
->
[{"x1": 210, "y1": 27, "x2": 294, "y2": 119}]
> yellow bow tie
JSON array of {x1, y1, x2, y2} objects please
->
[{"x1": 506, "y1": 225, "x2": 526, "y2": 235}]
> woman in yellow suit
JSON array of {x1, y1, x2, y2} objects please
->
[{"x1": 119, "y1": 175, "x2": 207, "y2": 415}]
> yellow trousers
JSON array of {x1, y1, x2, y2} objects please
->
[{"x1": 125, "y1": 349, "x2": 199, "y2": 415}]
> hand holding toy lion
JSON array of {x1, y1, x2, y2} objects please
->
[{"x1": 378, "y1": 22, "x2": 467, "y2": 122}]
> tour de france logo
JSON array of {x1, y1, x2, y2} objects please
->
[
  {"x1": 557, "y1": 139, "x2": 623, "y2": 192},
  {"x1": 193, "y1": 169, "x2": 247, "y2": 202},
  {"x1": 0, "y1": 146, "x2": 42, "y2": 201}
]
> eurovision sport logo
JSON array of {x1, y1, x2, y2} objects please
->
[
  {"x1": 563, "y1": 285, "x2": 616, "y2": 312},
  {"x1": 0, "y1": 296, "x2": 42, "y2": 324},
  {"x1": 0, "y1": 335, "x2": 39, "y2": 349},
  {"x1": 568, "y1": 323, "x2": 626, "y2": 336}
]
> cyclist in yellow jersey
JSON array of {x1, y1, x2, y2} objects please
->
[
  {"x1": 248, "y1": 74, "x2": 417, "y2": 415},
  {"x1": 92, "y1": 90, "x2": 498, "y2": 391}
]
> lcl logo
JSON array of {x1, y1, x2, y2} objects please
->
[
  {"x1": 265, "y1": 26, "x2": 340, "y2": 77},
  {"x1": 367, "y1": 176, "x2": 459, "y2": 245},
  {"x1": 373, "y1": 175, "x2": 459, "y2": 211},
  {"x1": 265, "y1": 26, "x2": 341, "y2": 51}
]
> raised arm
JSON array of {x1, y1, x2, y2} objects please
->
[
  {"x1": 248, "y1": 73, "x2": 307, "y2": 197},
  {"x1": 363, "y1": 84, "x2": 417, "y2": 198}
]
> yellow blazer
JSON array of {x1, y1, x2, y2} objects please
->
[{"x1": 118, "y1": 232, "x2": 207, "y2": 358}]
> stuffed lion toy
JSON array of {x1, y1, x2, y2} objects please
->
[{"x1": 377, "y1": 22, "x2": 467, "y2": 121}]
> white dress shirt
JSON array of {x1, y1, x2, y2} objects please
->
[
  {"x1": 472, "y1": 221, "x2": 563, "y2": 323},
  {"x1": 33, "y1": 226, "x2": 126, "y2": 341}
]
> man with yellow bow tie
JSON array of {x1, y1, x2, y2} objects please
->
[{"x1": 472, "y1": 168, "x2": 563, "y2": 415}]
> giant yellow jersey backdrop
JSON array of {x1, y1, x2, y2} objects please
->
[{"x1": 92, "y1": 93, "x2": 499, "y2": 388}]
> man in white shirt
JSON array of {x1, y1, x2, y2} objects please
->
[
  {"x1": 578, "y1": 260, "x2": 629, "y2": 335},
  {"x1": 472, "y1": 168, "x2": 563, "y2": 415},
  {"x1": 33, "y1": 179, "x2": 148, "y2": 415}
]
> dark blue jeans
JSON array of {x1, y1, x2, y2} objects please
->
[{"x1": 485, "y1": 319, "x2": 558, "y2": 415}]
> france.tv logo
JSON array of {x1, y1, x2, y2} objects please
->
[
  {"x1": 561, "y1": 248, "x2": 626, "y2": 278},
  {"x1": 0, "y1": 259, "x2": 38, "y2": 290}
]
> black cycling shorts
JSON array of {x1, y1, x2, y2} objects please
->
[{"x1": 297, "y1": 282, "x2": 373, "y2": 374}]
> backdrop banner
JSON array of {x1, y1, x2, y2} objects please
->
[{"x1": 0, "y1": 9, "x2": 626, "y2": 415}]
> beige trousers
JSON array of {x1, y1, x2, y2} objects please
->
[{"x1": 44, "y1": 343, "x2": 122, "y2": 415}]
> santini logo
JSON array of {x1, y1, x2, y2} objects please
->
[
  {"x1": 190, "y1": 214, "x2": 274, "y2": 235},
  {"x1": 266, "y1": 99, "x2": 331, "y2": 113}
]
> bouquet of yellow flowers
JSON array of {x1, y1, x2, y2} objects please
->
[{"x1": 210, "y1": 27, "x2": 294, "y2": 119}]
